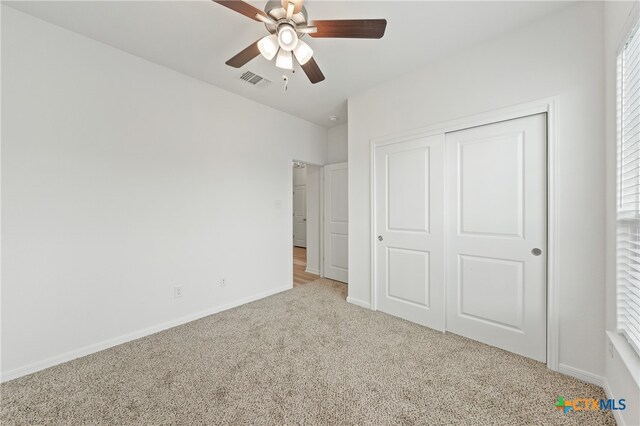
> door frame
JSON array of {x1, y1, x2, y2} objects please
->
[
  {"x1": 289, "y1": 159, "x2": 325, "y2": 289},
  {"x1": 369, "y1": 97, "x2": 559, "y2": 371}
]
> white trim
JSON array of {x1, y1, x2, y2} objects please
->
[
  {"x1": 558, "y1": 363, "x2": 605, "y2": 387},
  {"x1": 0, "y1": 285, "x2": 290, "y2": 383},
  {"x1": 289, "y1": 160, "x2": 295, "y2": 289},
  {"x1": 369, "y1": 97, "x2": 560, "y2": 371},
  {"x1": 305, "y1": 267, "x2": 320, "y2": 275},
  {"x1": 546, "y1": 100, "x2": 560, "y2": 371},
  {"x1": 369, "y1": 134, "x2": 377, "y2": 311},
  {"x1": 371, "y1": 98, "x2": 556, "y2": 146},
  {"x1": 602, "y1": 378, "x2": 629, "y2": 426},
  {"x1": 319, "y1": 166, "x2": 324, "y2": 278},
  {"x1": 347, "y1": 296, "x2": 371, "y2": 309}
]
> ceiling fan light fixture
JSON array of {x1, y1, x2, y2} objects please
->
[
  {"x1": 275, "y1": 49, "x2": 293, "y2": 69},
  {"x1": 293, "y1": 39, "x2": 313, "y2": 65},
  {"x1": 258, "y1": 34, "x2": 279, "y2": 60},
  {"x1": 278, "y1": 24, "x2": 298, "y2": 51}
]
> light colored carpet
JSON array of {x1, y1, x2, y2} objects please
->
[{"x1": 1, "y1": 279, "x2": 614, "y2": 425}]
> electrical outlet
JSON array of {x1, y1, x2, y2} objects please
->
[
  {"x1": 220, "y1": 278, "x2": 226, "y2": 287},
  {"x1": 174, "y1": 286, "x2": 183, "y2": 299}
]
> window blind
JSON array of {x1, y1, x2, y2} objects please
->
[{"x1": 617, "y1": 20, "x2": 640, "y2": 356}]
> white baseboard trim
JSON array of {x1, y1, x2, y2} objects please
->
[
  {"x1": 1, "y1": 285, "x2": 291, "y2": 383},
  {"x1": 602, "y1": 378, "x2": 628, "y2": 426},
  {"x1": 558, "y1": 363, "x2": 605, "y2": 387},
  {"x1": 305, "y1": 267, "x2": 320, "y2": 275},
  {"x1": 346, "y1": 296, "x2": 371, "y2": 309}
]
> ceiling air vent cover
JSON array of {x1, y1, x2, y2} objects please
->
[{"x1": 239, "y1": 71, "x2": 271, "y2": 87}]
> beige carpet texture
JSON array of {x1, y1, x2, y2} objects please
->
[{"x1": 1, "y1": 280, "x2": 615, "y2": 425}]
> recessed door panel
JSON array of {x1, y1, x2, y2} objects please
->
[
  {"x1": 459, "y1": 134, "x2": 524, "y2": 237},
  {"x1": 387, "y1": 247, "x2": 430, "y2": 307},
  {"x1": 330, "y1": 168, "x2": 348, "y2": 223},
  {"x1": 388, "y1": 149, "x2": 429, "y2": 233},
  {"x1": 459, "y1": 255, "x2": 524, "y2": 331},
  {"x1": 330, "y1": 234, "x2": 348, "y2": 270}
]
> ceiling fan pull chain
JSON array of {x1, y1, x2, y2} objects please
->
[{"x1": 283, "y1": 75, "x2": 289, "y2": 92}]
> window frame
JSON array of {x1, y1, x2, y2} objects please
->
[{"x1": 616, "y1": 17, "x2": 640, "y2": 357}]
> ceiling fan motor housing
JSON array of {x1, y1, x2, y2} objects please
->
[{"x1": 263, "y1": 0, "x2": 308, "y2": 38}]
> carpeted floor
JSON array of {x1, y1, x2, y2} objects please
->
[{"x1": 1, "y1": 279, "x2": 615, "y2": 425}]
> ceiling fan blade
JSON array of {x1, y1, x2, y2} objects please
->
[
  {"x1": 309, "y1": 19, "x2": 387, "y2": 39},
  {"x1": 255, "y1": 14, "x2": 276, "y2": 25},
  {"x1": 297, "y1": 26, "x2": 317, "y2": 34},
  {"x1": 299, "y1": 57, "x2": 325, "y2": 84},
  {"x1": 213, "y1": 0, "x2": 268, "y2": 22},
  {"x1": 225, "y1": 41, "x2": 261, "y2": 68}
]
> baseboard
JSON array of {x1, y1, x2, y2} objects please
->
[
  {"x1": 1, "y1": 285, "x2": 291, "y2": 383},
  {"x1": 602, "y1": 378, "x2": 628, "y2": 426},
  {"x1": 305, "y1": 267, "x2": 320, "y2": 275},
  {"x1": 558, "y1": 363, "x2": 605, "y2": 387},
  {"x1": 346, "y1": 296, "x2": 371, "y2": 309}
]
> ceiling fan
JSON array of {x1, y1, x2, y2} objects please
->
[{"x1": 213, "y1": 0, "x2": 387, "y2": 84}]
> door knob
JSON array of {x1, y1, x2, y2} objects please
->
[
  {"x1": 378, "y1": 235, "x2": 383, "y2": 241},
  {"x1": 531, "y1": 248, "x2": 542, "y2": 256}
]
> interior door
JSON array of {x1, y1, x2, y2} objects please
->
[
  {"x1": 445, "y1": 113, "x2": 547, "y2": 362},
  {"x1": 323, "y1": 163, "x2": 348, "y2": 283},
  {"x1": 293, "y1": 185, "x2": 307, "y2": 248},
  {"x1": 374, "y1": 135, "x2": 445, "y2": 330}
]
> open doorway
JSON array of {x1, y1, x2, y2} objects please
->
[{"x1": 292, "y1": 161, "x2": 321, "y2": 286}]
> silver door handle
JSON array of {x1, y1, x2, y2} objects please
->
[
  {"x1": 531, "y1": 248, "x2": 542, "y2": 256},
  {"x1": 378, "y1": 235, "x2": 383, "y2": 241}
]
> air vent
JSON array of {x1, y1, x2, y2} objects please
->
[{"x1": 239, "y1": 71, "x2": 271, "y2": 87}]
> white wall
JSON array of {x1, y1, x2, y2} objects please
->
[
  {"x1": 293, "y1": 165, "x2": 307, "y2": 186},
  {"x1": 327, "y1": 123, "x2": 348, "y2": 164},
  {"x1": 306, "y1": 165, "x2": 321, "y2": 275},
  {"x1": 1, "y1": 6, "x2": 327, "y2": 379},
  {"x1": 604, "y1": 2, "x2": 640, "y2": 425},
  {"x1": 348, "y1": 2, "x2": 606, "y2": 379}
]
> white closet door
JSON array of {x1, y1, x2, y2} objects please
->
[
  {"x1": 323, "y1": 163, "x2": 348, "y2": 283},
  {"x1": 445, "y1": 114, "x2": 547, "y2": 362},
  {"x1": 374, "y1": 135, "x2": 445, "y2": 331}
]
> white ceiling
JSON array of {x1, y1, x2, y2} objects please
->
[{"x1": 5, "y1": 0, "x2": 573, "y2": 127}]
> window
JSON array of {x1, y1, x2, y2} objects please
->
[{"x1": 617, "y1": 20, "x2": 640, "y2": 356}]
